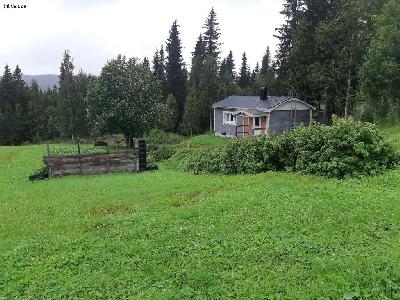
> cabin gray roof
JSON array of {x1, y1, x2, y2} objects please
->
[{"x1": 211, "y1": 95, "x2": 312, "y2": 112}]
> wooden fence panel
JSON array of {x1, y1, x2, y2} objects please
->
[{"x1": 43, "y1": 148, "x2": 144, "y2": 178}]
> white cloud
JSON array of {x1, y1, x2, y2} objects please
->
[{"x1": 0, "y1": 0, "x2": 284, "y2": 74}]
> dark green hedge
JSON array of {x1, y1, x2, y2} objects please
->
[{"x1": 167, "y1": 117, "x2": 400, "y2": 178}]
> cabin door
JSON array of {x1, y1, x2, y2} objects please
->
[{"x1": 253, "y1": 116, "x2": 262, "y2": 136}]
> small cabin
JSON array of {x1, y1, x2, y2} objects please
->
[{"x1": 211, "y1": 88, "x2": 315, "y2": 137}]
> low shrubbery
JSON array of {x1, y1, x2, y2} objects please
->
[
  {"x1": 28, "y1": 167, "x2": 49, "y2": 181},
  {"x1": 167, "y1": 117, "x2": 400, "y2": 178},
  {"x1": 145, "y1": 129, "x2": 187, "y2": 169},
  {"x1": 145, "y1": 129, "x2": 186, "y2": 148}
]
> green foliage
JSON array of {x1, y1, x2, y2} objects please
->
[
  {"x1": 275, "y1": 0, "x2": 386, "y2": 119},
  {"x1": 144, "y1": 129, "x2": 185, "y2": 150},
  {"x1": 152, "y1": 46, "x2": 168, "y2": 101},
  {"x1": 28, "y1": 166, "x2": 48, "y2": 181},
  {"x1": 169, "y1": 118, "x2": 400, "y2": 178},
  {"x1": 166, "y1": 20, "x2": 187, "y2": 128},
  {"x1": 144, "y1": 129, "x2": 186, "y2": 165},
  {"x1": 238, "y1": 52, "x2": 250, "y2": 89},
  {"x1": 359, "y1": 0, "x2": 400, "y2": 122},
  {"x1": 0, "y1": 64, "x2": 30, "y2": 145},
  {"x1": 202, "y1": 8, "x2": 221, "y2": 59},
  {"x1": 50, "y1": 144, "x2": 107, "y2": 155},
  {"x1": 85, "y1": 55, "x2": 161, "y2": 139},
  {"x1": 58, "y1": 50, "x2": 89, "y2": 138}
]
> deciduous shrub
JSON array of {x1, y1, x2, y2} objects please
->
[
  {"x1": 144, "y1": 129, "x2": 186, "y2": 164},
  {"x1": 28, "y1": 167, "x2": 49, "y2": 181},
  {"x1": 167, "y1": 117, "x2": 400, "y2": 178},
  {"x1": 144, "y1": 129, "x2": 185, "y2": 150}
]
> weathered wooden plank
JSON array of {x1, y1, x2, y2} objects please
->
[{"x1": 43, "y1": 149, "x2": 142, "y2": 177}]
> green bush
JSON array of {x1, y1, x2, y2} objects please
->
[
  {"x1": 29, "y1": 167, "x2": 49, "y2": 181},
  {"x1": 144, "y1": 129, "x2": 185, "y2": 151},
  {"x1": 167, "y1": 117, "x2": 400, "y2": 178},
  {"x1": 144, "y1": 129, "x2": 186, "y2": 164}
]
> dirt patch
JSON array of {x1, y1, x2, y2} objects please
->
[
  {"x1": 170, "y1": 185, "x2": 231, "y2": 207},
  {"x1": 170, "y1": 191, "x2": 203, "y2": 207},
  {"x1": 90, "y1": 203, "x2": 135, "y2": 216}
]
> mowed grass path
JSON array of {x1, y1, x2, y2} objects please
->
[{"x1": 1, "y1": 131, "x2": 400, "y2": 299}]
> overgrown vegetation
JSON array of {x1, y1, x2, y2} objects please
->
[
  {"x1": 28, "y1": 166, "x2": 48, "y2": 181},
  {"x1": 144, "y1": 129, "x2": 186, "y2": 169},
  {"x1": 168, "y1": 118, "x2": 400, "y2": 178},
  {"x1": 50, "y1": 144, "x2": 106, "y2": 155}
]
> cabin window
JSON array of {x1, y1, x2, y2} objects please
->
[
  {"x1": 254, "y1": 117, "x2": 260, "y2": 127},
  {"x1": 223, "y1": 112, "x2": 236, "y2": 125}
]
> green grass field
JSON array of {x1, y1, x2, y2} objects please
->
[{"x1": 1, "y1": 129, "x2": 400, "y2": 299}]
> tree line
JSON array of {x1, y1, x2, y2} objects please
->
[{"x1": 0, "y1": 1, "x2": 399, "y2": 145}]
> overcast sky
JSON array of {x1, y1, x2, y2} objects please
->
[{"x1": 0, "y1": 0, "x2": 284, "y2": 75}]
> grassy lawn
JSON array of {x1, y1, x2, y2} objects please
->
[{"x1": 1, "y1": 129, "x2": 400, "y2": 298}]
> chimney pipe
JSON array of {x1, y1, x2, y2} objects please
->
[{"x1": 260, "y1": 87, "x2": 268, "y2": 100}]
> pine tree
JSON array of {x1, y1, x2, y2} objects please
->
[
  {"x1": 219, "y1": 51, "x2": 235, "y2": 80},
  {"x1": 28, "y1": 80, "x2": 45, "y2": 142},
  {"x1": 0, "y1": 65, "x2": 16, "y2": 144},
  {"x1": 58, "y1": 50, "x2": 75, "y2": 138},
  {"x1": 202, "y1": 8, "x2": 221, "y2": 59},
  {"x1": 250, "y1": 62, "x2": 261, "y2": 95},
  {"x1": 143, "y1": 57, "x2": 150, "y2": 70},
  {"x1": 58, "y1": 50, "x2": 89, "y2": 138},
  {"x1": 74, "y1": 70, "x2": 90, "y2": 136},
  {"x1": 189, "y1": 34, "x2": 206, "y2": 88},
  {"x1": 225, "y1": 51, "x2": 235, "y2": 79},
  {"x1": 260, "y1": 47, "x2": 271, "y2": 77},
  {"x1": 239, "y1": 52, "x2": 250, "y2": 89},
  {"x1": 166, "y1": 20, "x2": 187, "y2": 129},
  {"x1": 13, "y1": 65, "x2": 30, "y2": 143},
  {"x1": 152, "y1": 46, "x2": 168, "y2": 101},
  {"x1": 275, "y1": 0, "x2": 304, "y2": 91}
]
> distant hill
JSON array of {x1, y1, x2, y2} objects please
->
[{"x1": 22, "y1": 74, "x2": 59, "y2": 91}]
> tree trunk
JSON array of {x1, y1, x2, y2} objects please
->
[
  {"x1": 345, "y1": 44, "x2": 353, "y2": 118},
  {"x1": 345, "y1": 66, "x2": 351, "y2": 118},
  {"x1": 209, "y1": 109, "x2": 213, "y2": 132}
]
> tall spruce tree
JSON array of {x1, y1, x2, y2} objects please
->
[
  {"x1": 12, "y1": 65, "x2": 30, "y2": 143},
  {"x1": 250, "y1": 62, "x2": 260, "y2": 95},
  {"x1": 28, "y1": 80, "x2": 45, "y2": 142},
  {"x1": 58, "y1": 50, "x2": 89, "y2": 138},
  {"x1": 275, "y1": 0, "x2": 304, "y2": 94},
  {"x1": 219, "y1": 51, "x2": 235, "y2": 80},
  {"x1": 260, "y1": 47, "x2": 271, "y2": 77},
  {"x1": 58, "y1": 50, "x2": 75, "y2": 138},
  {"x1": 239, "y1": 52, "x2": 250, "y2": 89},
  {"x1": 0, "y1": 65, "x2": 16, "y2": 144},
  {"x1": 202, "y1": 8, "x2": 221, "y2": 59},
  {"x1": 152, "y1": 46, "x2": 168, "y2": 101},
  {"x1": 166, "y1": 20, "x2": 187, "y2": 129},
  {"x1": 218, "y1": 50, "x2": 240, "y2": 101},
  {"x1": 258, "y1": 47, "x2": 276, "y2": 93},
  {"x1": 189, "y1": 34, "x2": 206, "y2": 88}
]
